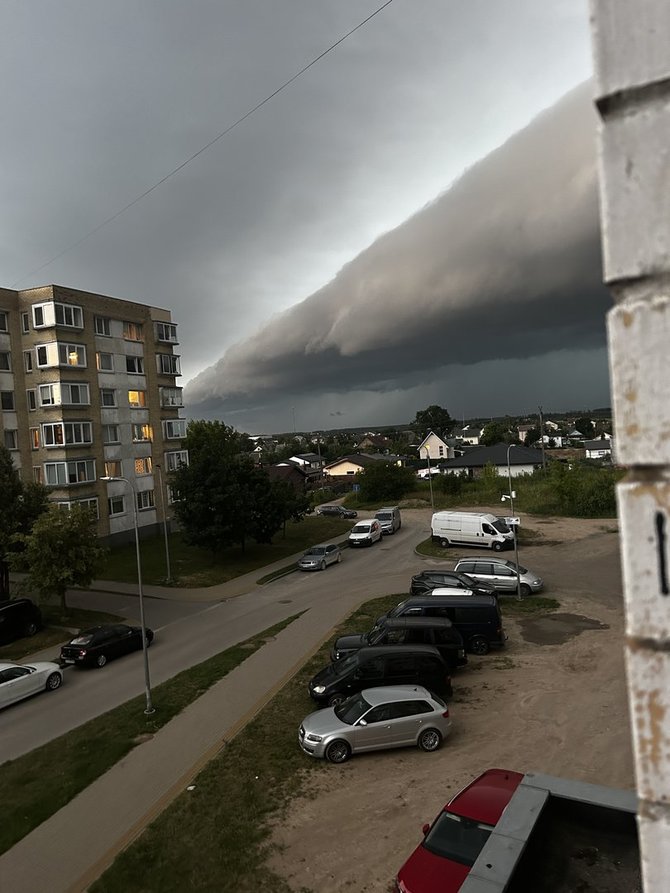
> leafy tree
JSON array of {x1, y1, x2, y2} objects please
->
[
  {"x1": 480, "y1": 422, "x2": 518, "y2": 446},
  {"x1": 412, "y1": 405, "x2": 453, "y2": 438},
  {"x1": 0, "y1": 446, "x2": 49, "y2": 600},
  {"x1": 11, "y1": 505, "x2": 106, "y2": 614},
  {"x1": 522, "y1": 426, "x2": 541, "y2": 446},
  {"x1": 358, "y1": 461, "x2": 415, "y2": 503},
  {"x1": 574, "y1": 417, "x2": 595, "y2": 438}
]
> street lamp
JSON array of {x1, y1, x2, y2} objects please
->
[
  {"x1": 422, "y1": 447, "x2": 435, "y2": 513},
  {"x1": 154, "y1": 463, "x2": 172, "y2": 584},
  {"x1": 505, "y1": 444, "x2": 523, "y2": 601},
  {"x1": 101, "y1": 475, "x2": 155, "y2": 714}
]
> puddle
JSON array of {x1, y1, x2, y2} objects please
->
[{"x1": 518, "y1": 613, "x2": 609, "y2": 645}]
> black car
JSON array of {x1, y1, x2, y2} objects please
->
[
  {"x1": 410, "y1": 570, "x2": 496, "y2": 598},
  {"x1": 0, "y1": 598, "x2": 43, "y2": 645},
  {"x1": 60, "y1": 624, "x2": 154, "y2": 668},
  {"x1": 316, "y1": 505, "x2": 358, "y2": 519}
]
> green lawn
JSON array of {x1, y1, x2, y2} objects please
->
[
  {"x1": 100, "y1": 517, "x2": 353, "y2": 587},
  {"x1": 0, "y1": 607, "x2": 123, "y2": 662}
]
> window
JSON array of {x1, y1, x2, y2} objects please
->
[
  {"x1": 128, "y1": 390, "x2": 146, "y2": 408},
  {"x1": 102, "y1": 424, "x2": 120, "y2": 444},
  {"x1": 1, "y1": 391, "x2": 15, "y2": 411},
  {"x1": 157, "y1": 354, "x2": 180, "y2": 375},
  {"x1": 44, "y1": 459, "x2": 95, "y2": 486},
  {"x1": 165, "y1": 450, "x2": 189, "y2": 471},
  {"x1": 36, "y1": 345, "x2": 49, "y2": 367},
  {"x1": 30, "y1": 428, "x2": 39, "y2": 450},
  {"x1": 137, "y1": 490, "x2": 155, "y2": 511},
  {"x1": 155, "y1": 322, "x2": 178, "y2": 343},
  {"x1": 0, "y1": 310, "x2": 7, "y2": 332},
  {"x1": 0, "y1": 352, "x2": 11, "y2": 371},
  {"x1": 42, "y1": 422, "x2": 92, "y2": 447},
  {"x1": 159, "y1": 387, "x2": 183, "y2": 407},
  {"x1": 96, "y1": 352, "x2": 114, "y2": 372},
  {"x1": 58, "y1": 343, "x2": 86, "y2": 367},
  {"x1": 94, "y1": 316, "x2": 111, "y2": 336},
  {"x1": 54, "y1": 303, "x2": 83, "y2": 328},
  {"x1": 33, "y1": 466, "x2": 42, "y2": 483},
  {"x1": 100, "y1": 388, "x2": 116, "y2": 407},
  {"x1": 135, "y1": 457, "x2": 152, "y2": 475},
  {"x1": 162, "y1": 419, "x2": 187, "y2": 439},
  {"x1": 126, "y1": 356, "x2": 144, "y2": 374},
  {"x1": 61, "y1": 382, "x2": 90, "y2": 405},
  {"x1": 26, "y1": 389, "x2": 37, "y2": 411},
  {"x1": 123, "y1": 321, "x2": 143, "y2": 341},
  {"x1": 21, "y1": 312, "x2": 29, "y2": 333},
  {"x1": 39, "y1": 384, "x2": 56, "y2": 406},
  {"x1": 33, "y1": 305, "x2": 45, "y2": 327},
  {"x1": 104, "y1": 461, "x2": 122, "y2": 478},
  {"x1": 56, "y1": 498, "x2": 99, "y2": 519},
  {"x1": 3, "y1": 430, "x2": 17, "y2": 450},
  {"x1": 23, "y1": 351, "x2": 33, "y2": 373},
  {"x1": 131, "y1": 423, "x2": 153, "y2": 442},
  {"x1": 108, "y1": 495, "x2": 125, "y2": 516}
]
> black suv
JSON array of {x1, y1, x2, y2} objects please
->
[
  {"x1": 0, "y1": 598, "x2": 43, "y2": 645},
  {"x1": 331, "y1": 616, "x2": 467, "y2": 669},
  {"x1": 317, "y1": 505, "x2": 358, "y2": 519},
  {"x1": 410, "y1": 570, "x2": 496, "y2": 598}
]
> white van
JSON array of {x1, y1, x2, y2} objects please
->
[
  {"x1": 375, "y1": 506, "x2": 402, "y2": 535},
  {"x1": 431, "y1": 511, "x2": 514, "y2": 552}
]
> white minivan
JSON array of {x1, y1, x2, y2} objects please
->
[{"x1": 431, "y1": 511, "x2": 514, "y2": 551}]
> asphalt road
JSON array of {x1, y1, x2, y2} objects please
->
[{"x1": 0, "y1": 513, "x2": 431, "y2": 763}]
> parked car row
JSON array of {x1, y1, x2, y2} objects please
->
[
  {"x1": 298, "y1": 506, "x2": 403, "y2": 571},
  {"x1": 412, "y1": 556, "x2": 544, "y2": 599}
]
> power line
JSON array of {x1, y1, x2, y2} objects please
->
[{"x1": 11, "y1": 0, "x2": 395, "y2": 288}]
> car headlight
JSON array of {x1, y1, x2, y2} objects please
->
[
  {"x1": 313, "y1": 685, "x2": 326, "y2": 694},
  {"x1": 306, "y1": 734, "x2": 323, "y2": 743}
]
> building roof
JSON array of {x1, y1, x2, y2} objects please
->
[
  {"x1": 583, "y1": 439, "x2": 613, "y2": 450},
  {"x1": 441, "y1": 442, "x2": 545, "y2": 469},
  {"x1": 323, "y1": 453, "x2": 385, "y2": 470}
]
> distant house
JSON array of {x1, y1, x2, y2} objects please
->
[
  {"x1": 544, "y1": 420, "x2": 560, "y2": 431},
  {"x1": 455, "y1": 425, "x2": 483, "y2": 446},
  {"x1": 440, "y1": 443, "x2": 545, "y2": 478},
  {"x1": 323, "y1": 453, "x2": 387, "y2": 477},
  {"x1": 267, "y1": 464, "x2": 308, "y2": 492},
  {"x1": 540, "y1": 434, "x2": 568, "y2": 448},
  {"x1": 584, "y1": 438, "x2": 614, "y2": 460},
  {"x1": 517, "y1": 424, "x2": 536, "y2": 443},
  {"x1": 417, "y1": 431, "x2": 453, "y2": 462},
  {"x1": 357, "y1": 434, "x2": 391, "y2": 451},
  {"x1": 288, "y1": 452, "x2": 325, "y2": 479}
]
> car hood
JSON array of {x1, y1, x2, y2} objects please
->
[
  {"x1": 397, "y1": 843, "x2": 470, "y2": 893},
  {"x1": 298, "y1": 556, "x2": 320, "y2": 565},
  {"x1": 301, "y1": 707, "x2": 344, "y2": 737},
  {"x1": 23, "y1": 661, "x2": 60, "y2": 673},
  {"x1": 310, "y1": 663, "x2": 339, "y2": 686},
  {"x1": 333, "y1": 634, "x2": 367, "y2": 653}
]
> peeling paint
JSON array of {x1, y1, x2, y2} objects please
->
[{"x1": 620, "y1": 309, "x2": 635, "y2": 328}]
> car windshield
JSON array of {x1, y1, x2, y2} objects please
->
[
  {"x1": 387, "y1": 601, "x2": 407, "y2": 618},
  {"x1": 306, "y1": 547, "x2": 326, "y2": 556},
  {"x1": 366, "y1": 625, "x2": 385, "y2": 645},
  {"x1": 504, "y1": 561, "x2": 527, "y2": 574},
  {"x1": 332, "y1": 653, "x2": 360, "y2": 676},
  {"x1": 70, "y1": 634, "x2": 94, "y2": 645},
  {"x1": 352, "y1": 524, "x2": 370, "y2": 534},
  {"x1": 334, "y1": 693, "x2": 372, "y2": 724},
  {"x1": 423, "y1": 811, "x2": 494, "y2": 866},
  {"x1": 492, "y1": 519, "x2": 510, "y2": 533},
  {"x1": 376, "y1": 512, "x2": 392, "y2": 521}
]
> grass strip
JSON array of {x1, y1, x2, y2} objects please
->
[
  {"x1": 0, "y1": 614, "x2": 300, "y2": 856},
  {"x1": 0, "y1": 607, "x2": 123, "y2": 662}
]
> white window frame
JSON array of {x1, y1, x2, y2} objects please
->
[
  {"x1": 23, "y1": 351, "x2": 33, "y2": 373},
  {"x1": 21, "y1": 312, "x2": 29, "y2": 334},
  {"x1": 137, "y1": 490, "x2": 155, "y2": 511},
  {"x1": 41, "y1": 421, "x2": 93, "y2": 448},
  {"x1": 3, "y1": 429, "x2": 18, "y2": 450},
  {"x1": 104, "y1": 460, "x2": 122, "y2": 478},
  {"x1": 123, "y1": 321, "x2": 143, "y2": 342},
  {"x1": 100, "y1": 388, "x2": 116, "y2": 407},
  {"x1": 160, "y1": 387, "x2": 183, "y2": 407},
  {"x1": 96, "y1": 352, "x2": 114, "y2": 372},
  {"x1": 54, "y1": 302, "x2": 83, "y2": 328},
  {"x1": 162, "y1": 419, "x2": 187, "y2": 439},
  {"x1": 26, "y1": 389, "x2": 37, "y2": 411},
  {"x1": 108, "y1": 495, "x2": 125, "y2": 516},
  {"x1": 155, "y1": 322, "x2": 178, "y2": 343},
  {"x1": 39, "y1": 384, "x2": 56, "y2": 406},
  {"x1": 0, "y1": 352, "x2": 11, "y2": 372},
  {"x1": 44, "y1": 459, "x2": 96, "y2": 486},
  {"x1": 57, "y1": 343, "x2": 86, "y2": 367},
  {"x1": 94, "y1": 316, "x2": 111, "y2": 336},
  {"x1": 165, "y1": 450, "x2": 189, "y2": 472},
  {"x1": 126, "y1": 356, "x2": 144, "y2": 374},
  {"x1": 158, "y1": 354, "x2": 181, "y2": 375},
  {"x1": 61, "y1": 382, "x2": 90, "y2": 406},
  {"x1": 0, "y1": 310, "x2": 8, "y2": 332},
  {"x1": 32, "y1": 304, "x2": 46, "y2": 328},
  {"x1": 134, "y1": 457, "x2": 152, "y2": 475},
  {"x1": 131, "y1": 423, "x2": 153, "y2": 443},
  {"x1": 128, "y1": 389, "x2": 147, "y2": 408},
  {"x1": 102, "y1": 424, "x2": 120, "y2": 444},
  {"x1": 56, "y1": 498, "x2": 99, "y2": 519}
]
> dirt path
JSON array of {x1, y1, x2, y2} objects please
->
[{"x1": 268, "y1": 514, "x2": 634, "y2": 892}]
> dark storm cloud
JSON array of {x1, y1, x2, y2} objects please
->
[{"x1": 187, "y1": 82, "x2": 606, "y2": 416}]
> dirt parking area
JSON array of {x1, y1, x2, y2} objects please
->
[{"x1": 268, "y1": 514, "x2": 635, "y2": 892}]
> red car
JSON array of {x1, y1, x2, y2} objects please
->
[{"x1": 396, "y1": 768, "x2": 524, "y2": 892}]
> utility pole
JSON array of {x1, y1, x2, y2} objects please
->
[{"x1": 538, "y1": 405, "x2": 547, "y2": 471}]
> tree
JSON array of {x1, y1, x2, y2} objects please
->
[
  {"x1": 479, "y1": 422, "x2": 519, "y2": 446},
  {"x1": 358, "y1": 461, "x2": 415, "y2": 503},
  {"x1": 0, "y1": 446, "x2": 49, "y2": 600},
  {"x1": 412, "y1": 405, "x2": 452, "y2": 438},
  {"x1": 574, "y1": 417, "x2": 595, "y2": 439},
  {"x1": 12, "y1": 505, "x2": 107, "y2": 614},
  {"x1": 522, "y1": 426, "x2": 541, "y2": 447}
]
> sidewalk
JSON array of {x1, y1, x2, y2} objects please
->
[{"x1": 0, "y1": 597, "x2": 350, "y2": 893}]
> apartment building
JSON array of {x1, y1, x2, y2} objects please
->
[{"x1": 0, "y1": 284, "x2": 188, "y2": 543}]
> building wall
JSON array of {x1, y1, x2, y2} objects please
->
[{"x1": 0, "y1": 284, "x2": 187, "y2": 540}]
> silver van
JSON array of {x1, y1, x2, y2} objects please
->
[
  {"x1": 453, "y1": 557, "x2": 543, "y2": 597},
  {"x1": 375, "y1": 506, "x2": 402, "y2": 535}
]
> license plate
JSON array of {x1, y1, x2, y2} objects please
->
[{"x1": 62, "y1": 658, "x2": 75, "y2": 664}]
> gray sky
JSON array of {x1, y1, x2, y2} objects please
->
[{"x1": 1, "y1": 1, "x2": 601, "y2": 433}]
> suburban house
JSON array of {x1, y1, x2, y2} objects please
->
[
  {"x1": 517, "y1": 424, "x2": 537, "y2": 443},
  {"x1": 584, "y1": 437, "x2": 615, "y2": 460},
  {"x1": 455, "y1": 425, "x2": 483, "y2": 445},
  {"x1": 266, "y1": 463, "x2": 309, "y2": 492},
  {"x1": 440, "y1": 442, "x2": 545, "y2": 478},
  {"x1": 417, "y1": 431, "x2": 453, "y2": 461},
  {"x1": 540, "y1": 434, "x2": 568, "y2": 447},
  {"x1": 356, "y1": 433, "x2": 391, "y2": 451},
  {"x1": 323, "y1": 453, "x2": 388, "y2": 477},
  {"x1": 287, "y1": 452, "x2": 325, "y2": 480}
]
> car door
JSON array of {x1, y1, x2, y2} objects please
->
[
  {"x1": 352, "y1": 703, "x2": 396, "y2": 751},
  {"x1": 488, "y1": 563, "x2": 516, "y2": 592},
  {"x1": 0, "y1": 666, "x2": 37, "y2": 706},
  {"x1": 113, "y1": 625, "x2": 137, "y2": 657},
  {"x1": 384, "y1": 654, "x2": 419, "y2": 686},
  {"x1": 389, "y1": 699, "x2": 437, "y2": 746},
  {"x1": 324, "y1": 545, "x2": 338, "y2": 566}
]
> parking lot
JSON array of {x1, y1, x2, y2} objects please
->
[{"x1": 268, "y1": 515, "x2": 634, "y2": 892}]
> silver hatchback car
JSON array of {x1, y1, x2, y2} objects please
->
[
  {"x1": 298, "y1": 685, "x2": 452, "y2": 763},
  {"x1": 297, "y1": 544, "x2": 342, "y2": 571},
  {"x1": 453, "y1": 557, "x2": 543, "y2": 597}
]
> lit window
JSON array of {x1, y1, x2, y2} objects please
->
[
  {"x1": 30, "y1": 428, "x2": 39, "y2": 450},
  {"x1": 96, "y1": 352, "x2": 114, "y2": 372},
  {"x1": 108, "y1": 496, "x2": 125, "y2": 516},
  {"x1": 94, "y1": 316, "x2": 111, "y2": 336},
  {"x1": 100, "y1": 388, "x2": 116, "y2": 407},
  {"x1": 135, "y1": 457, "x2": 152, "y2": 475},
  {"x1": 58, "y1": 343, "x2": 86, "y2": 367},
  {"x1": 123, "y1": 321, "x2": 143, "y2": 341},
  {"x1": 126, "y1": 356, "x2": 144, "y2": 374},
  {"x1": 131, "y1": 423, "x2": 153, "y2": 442},
  {"x1": 128, "y1": 390, "x2": 146, "y2": 408},
  {"x1": 137, "y1": 490, "x2": 155, "y2": 511},
  {"x1": 104, "y1": 461, "x2": 122, "y2": 478}
]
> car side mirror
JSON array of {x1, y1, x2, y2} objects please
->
[
  {"x1": 422, "y1": 823, "x2": 430, "y2": 836},
  {"x1": 357, "y1": 719, "x2": 367, "y2": 727}
]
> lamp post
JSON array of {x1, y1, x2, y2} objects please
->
[
  {"x1": 154, "y1": 463, "x2": 172, "y2": 584},
  {"x1": 423, "y1": 447, "x2": 435, "y2": 513},
  {"x1": 101, "y1": 475, "x2": 154, "y2": 714},
  {"x1": 505, "y1": 444, "x2": 523, "y2": 601}
]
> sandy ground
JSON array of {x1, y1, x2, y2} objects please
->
[{"x1": 268, "y1": 514, "x2": 635, "y2": 892}]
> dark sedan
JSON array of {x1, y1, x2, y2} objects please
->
[
  {"x1": 60, "y1": 624, "x2": 154, "y2": 668},
  {"x1": 410, "y1": 570, "x2": 497, "y2": 598}
]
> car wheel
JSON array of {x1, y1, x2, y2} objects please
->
[
  {"x1": 320, "y1": 560, "x2": 326, "y2": 571},
  {"x1": 492, "y1": 541, "x2": 504, "y2": 552},
  {"x1": 469, "y1": 635, "x2": 490, "y2": 655},
  {"x1": 23, "y1": 621, "x2": 38, "y2": 637},
  {"x1": 439, "y1": 538, "x2": 449, "y2": 548},
  {"x1": 325, "y1": 739, "x2": 352, "y2": 764},
  {"x1": 520, "y1": 583, "x2": 532, "y2": 598},
  {"x1": 95, "y1": 654, "x2": 108, "y2": 668},
  {"x1": 418, "y1": 728, "x2": 442, "y2": 752},
  {"x1": 327, "y1": 693, "x2": 345, "y2": 707},
  {"x1": 337, "y1": 553, "x2": 342, "y2": 563},
  {"x1": 45, "y1": 672, "x2": 62, "y2": 691}
]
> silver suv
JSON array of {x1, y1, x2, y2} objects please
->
[{"x1": 453, "y1": 557, "x2": 543, "y2": 597}]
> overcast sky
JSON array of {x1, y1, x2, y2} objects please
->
[{"x1": 1, "y1": 1, "x2": 603, "y2": 433}]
